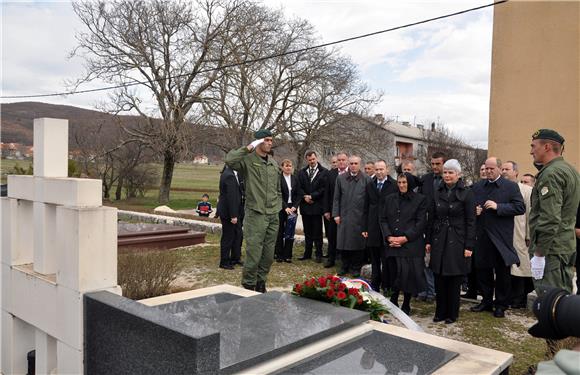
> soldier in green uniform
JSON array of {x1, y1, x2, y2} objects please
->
[
  {"x1": 225, "y1": 129, "x2": 281, "y2": 292},
  {"x1": 529, "y1": 129, "x2": 580, "y2": 295}
]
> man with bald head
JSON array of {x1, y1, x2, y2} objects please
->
[{"x1": 471, "y1": 157, "x2": 525, "y2": 318}]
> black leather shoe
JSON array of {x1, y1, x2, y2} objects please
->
[
  {"x1": 433, "y1": 316, "x2": 445, "y2": 323},
  {"x1": 256, "y1": 281, "x2": 267, "y2": 293},
  {"x1": 470, "y1": 303, "x2": 493, "y2": 312},
  {"x1": 231, "y1": 260, "x2": 244, "y2": 266},
  {"x1": 284, "y1": 259, "x2": 292, "y2": 263},
  {"x1": 276, "y1": 258, "x2": 283, "y2": 263},
  {"x1": 298, "y1": 256, "x2": 311, "y2": 261},
  {"x1": 461, "y1": 292, "x2": 478, "y2": 300},
  {"x1": 444, "y1": 318, "x2": 456, "y2": 324},
  {"x1": 493, "y1": 307, "x2": 505, "y2": 318},
  {"x1": 219, "y1": 264, "x2": 234, "y2": 270},
  {"x1": 314, "y1": 257, "x2": 322, "y2": 263}
]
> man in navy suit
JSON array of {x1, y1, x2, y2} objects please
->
[
  {"x1": 217, "y1": 165, "x2": 245, "y2": 269},
  {"x1": 471, "y1": 157, "x2": 525, "y2": 318},
  {"x1": 298, "y1": 151, "x2": 328, "y2": 262},
  {"x1": 362, "y1": 160, "x2": 398, "y2": 292}
]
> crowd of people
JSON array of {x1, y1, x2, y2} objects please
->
[{"x1": 218, "y1": 128, "x2": 580, "y2": 324}]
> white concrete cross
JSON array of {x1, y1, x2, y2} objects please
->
[{"x1": 1, "y1": 118, "x2": 120, "y2": 374}]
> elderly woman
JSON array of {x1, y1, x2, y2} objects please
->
[
  {"x1": 427, "y1": 159, "x2": 476, "y2": 324},
  {"x1": 380, "y1": 172, "x2": 427, "y2": 315}
]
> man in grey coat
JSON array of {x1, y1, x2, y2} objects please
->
[{"x1": 332, "y1": 155, "x2": 370, "y2": 276}]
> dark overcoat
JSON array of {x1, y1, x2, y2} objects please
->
[
  {"x1": 363, "y1": 176, "x2": 398, "y2": 247},
  {"x1": 380, "y1": 191, "x2": 427, "y2": 258},
  {"x1": 427, "y1": 180, "x2": 476, "y2": 276},
  {"x1": 280, "y1": 173, "x2": 301, "y2": 209},
  {"x1": 323, "y1": 169, "x2": 339, "y2": 215},
  {"x1": 217, "y1": 166, "x2": 244, "y2": 220},
  {"x1": 298, "y1": 163, "x2": 328, "y2": 215},
  {"x1": 419, "y1": 172, "x2": 442, "y2": 205},
  {"x1": 471, "y1": 177, "x2": 525, "y2": 267},
  {"x1": 332, "y1": 172, "x2": 369, "y2": 250}
]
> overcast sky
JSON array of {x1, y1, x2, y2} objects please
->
[{"x1": 1, "y1": 0, "x2": 496, "y2": 148}]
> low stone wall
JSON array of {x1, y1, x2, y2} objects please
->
[{"x1": 117, "y1": 210, "x2": 315, "y2": 246}]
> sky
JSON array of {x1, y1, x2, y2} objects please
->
[{"x1": 1, "y1": 0, "x2": 496, "y2": 148}]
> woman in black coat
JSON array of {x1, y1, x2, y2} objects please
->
[
  {"x1": 380, "y1": 172, "x2": 427, "y2": 315},
  {"x1": 427, "y1": 159, "x2": 476, "y2": 324},
  {"x1": 275, "y1": 159, "x2": 301, "y2": 262}
]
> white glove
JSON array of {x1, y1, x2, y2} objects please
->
[
  {"x1": 249, "y1": 138, "x2": 265, "y2": 149},
  {"x1": 530, "y1": 256, "x2": 545, "y2": 280}
]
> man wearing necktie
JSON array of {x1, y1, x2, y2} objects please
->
[{"x1": 298, "y1": 151, "x2": 328, "y2": 262}]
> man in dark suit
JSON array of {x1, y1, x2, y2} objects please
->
[
  {"x1": 417, "y1": 151, "x2": 446, "y2": 302},
  {"x1": 275, "y1": 159, "x2": 302, "y2": 262},
  {"x1": 362, "y1": 160, "x2": 397, "y2": 292},
  {"x1": 471, "y1": 157, "x2": 525, "y2": 317},
  {"x1": 217, "y1": 165, "x2": 245, "y2": 269},
  {"x1": 323, "y1": 152, "x2": 349, "y2": 267},
  {"x1": 298, "y1": 150, "x2": 328, "y2": 262}
]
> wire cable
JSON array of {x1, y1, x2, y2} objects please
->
[{"x1": 1, "y1": 0, "x2": 507, "y2": 99}]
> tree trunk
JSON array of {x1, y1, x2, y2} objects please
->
[
  {"x1": 115, "y1": 176, "x2": 124, "y2": 200},
  {"x1": 158, "y1": 151, "x2": 175, "y2": 204}
]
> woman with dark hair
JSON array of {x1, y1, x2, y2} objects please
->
[
  {"x1": 275, "y1": 159, "x2": 301, "y2": 262},
  {"x1": 380, "y1": 172, "x2": 427, "y2": 315},
  {"x1": 427, "y1": 159, "x2": 476, "y2": 324}
]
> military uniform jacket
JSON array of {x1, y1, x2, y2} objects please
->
[
  {"x1": 298, "y1": 163, "x2": 328, "y2": 215},
  {"x1": 472, "y1": 177, "x2": 525, "y2": 267},
  {"x1": 225, "y1": 147, "x2": 282, "y2": 215},
  {"x1": 363, "y1": 176, "x2": 398, "y2": 247},
  {"x1": 427, "y1": 180, "x2": 476, "y2": 276},
  {"x1": 530, "y1": 156, "x2": 580, "y2": 257},
  {"x1": 380, "y1": 191, "x2": 427, "y2": 258},
  {"x1": 332, "y1": 172, "x2": 370, "y2": 251}
]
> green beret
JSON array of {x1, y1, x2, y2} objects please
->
[
  {"x1": 532, "y1": 129, "x2": 565, "y2": 144},
  {"x1": 254, "y1": 129, "x2": 273, "y2": 139}
]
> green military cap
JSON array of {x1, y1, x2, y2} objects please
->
[
  {"x1": 532, "y1": 129, "x2": 565, "y2": 144},
  {"x1": 254, "y1": 129, "x2": 273, "y2": 139}
]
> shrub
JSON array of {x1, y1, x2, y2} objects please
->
[{"x1": 117, "y1": 250, "x2": 183, "y2": 300}]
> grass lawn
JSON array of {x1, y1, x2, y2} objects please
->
[{"x1": 0, "y1": 159, "x2": 32, "y2": 183}]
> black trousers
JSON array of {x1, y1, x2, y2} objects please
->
[
  {"x1": 340, "y1": 250, "x2": 363, "y2": 275},
  {"x1": 326, "y1": 218, "x2": 338, "y2": 261},
  {"x1": 434, "y1": 274, "x2": 463, "y2": 321},
  {"x1": 466, "y1": 261, "x2": 479, "y2": 295},
  {"x1": 302, "y1": 214, "x2": 323, "y2": 258},
  {"x1": 369, "y1": 246, "x2": 395, "y2": 292},
  {"x1": 510, "y1": 275, "x2": 534, "y2": 306},
  {"x1": 275, "y1": 205, "x2": 295, "y2": 260},
  {"x1": 220, "y1": 218, "x2": 243, "y2": 266},
  {"x1": 476, "y1": 245, "x2": 512, "y2": 309}
]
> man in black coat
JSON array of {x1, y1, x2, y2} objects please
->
[
  {"x1": 362, "y1": 160, "x2": 397, "y2": 292},
  {"x1": 417, "y1": 151, "x2": 446, "y2": 302},
  {"x1": 217, "y1": 165, "x2": 245, "y2": 269},
  {"x1": 323, "y1": 152, "x2": 349, "y2": 267},
  {"x1": 298, "y1": 150, "x2": 328, "y2": 262},
  {"x1": 471, "y1": 157, "x2": 525, "y2": 317}
]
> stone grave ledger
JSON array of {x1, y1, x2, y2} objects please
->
[{"x1": 84, "y1": 291, "x2": 370, "y2": 374}]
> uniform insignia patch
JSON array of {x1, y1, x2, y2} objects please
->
[{"x1": 540, "y1": 186, "x2": 549, "y2": 196}]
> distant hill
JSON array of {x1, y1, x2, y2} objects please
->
[{"x1": 0, "y1": 102, "x2": 143, "y2": 146}]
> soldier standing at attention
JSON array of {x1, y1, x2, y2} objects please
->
[
  {"x1": 529, "y1": 129, "x2": 580, "y2": 295},
  {"x1": 225, "y1": 129, "x2": 281, "y2": 293}
]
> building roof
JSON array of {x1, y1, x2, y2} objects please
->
[{"x1": 383, "y1": 122, "x2": 426, "y2": 141}]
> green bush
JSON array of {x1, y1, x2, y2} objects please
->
[{"x1": 118, "y1": 250, "x2": 183, "y2": 300}]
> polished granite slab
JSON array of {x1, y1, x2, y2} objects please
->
[
  {"x1": 278, "y1": 330, "x2": 458, "y2": 375},
  {"x1": 157, "y1": 291, "x2": 370, "y2": 373},
  {"x1": 155, "y1": 292, "x2": 243, "y2": 314}
]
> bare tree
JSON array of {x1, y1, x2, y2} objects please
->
[{"x1": 71, "y1": 0, "x2": 241, "y2": 203}]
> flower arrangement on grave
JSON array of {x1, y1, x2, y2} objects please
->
[{"x1": 292, "y1": 274, "x2": 389, "y2": 322}]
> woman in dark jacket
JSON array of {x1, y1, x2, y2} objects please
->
[
  {"x1": 427, "y1": 159, "x2": 476, "y2": 324},
  {"x1": 380, "y1": 172, "x2": 427, "y2": 315},
  {"x1": 275, "y1": 159, "x2": 301, "y2": 262}
]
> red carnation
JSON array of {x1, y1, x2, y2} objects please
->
[
  {"x1": 295, "y1": 284, "x2": 303, "y2": 293},
  {"x1": 348, "y1": 288, "x2": 359, "y2": 295},
  {"x1": 357, "y1": 296, "x2": 363, "y2": 304},
  {"x1": 326, "y1": 288, "x2": 335, "y2": 298},
  {"x1": 337, "y1": 291, "x2": 347, "y2": 300},
  {"x1": 338, "y1": 283, "x2": 347, "y2": 291},
  {"x1": 318, "y1": 276, "x2": 327, "y2": 287}
]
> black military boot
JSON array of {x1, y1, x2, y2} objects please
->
[
  {"x1": 256, "y1": 281, "x2": 267, "y2": 293},
  {"x1": 242, "y1": 283, "x2": 255, "y2": 291}
]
